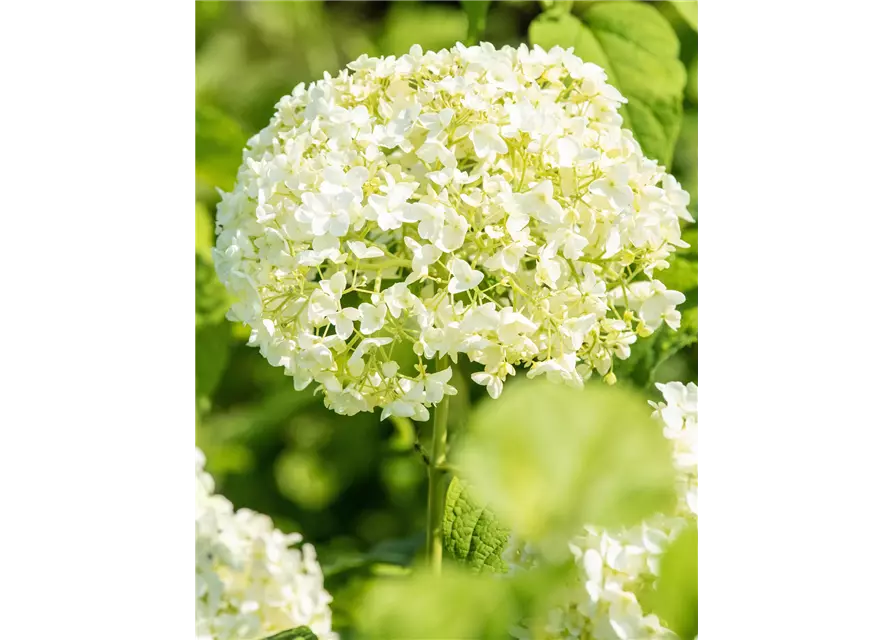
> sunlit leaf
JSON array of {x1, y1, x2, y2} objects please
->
[{"x1": 443, "y1": 477, "x2": 511, "y2": 573}]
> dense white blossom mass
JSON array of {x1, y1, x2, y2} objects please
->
[
  {"x1": 196, "y1": 449, "x2": 336, "y2": 640},
  {"x1": 214, "y1": 42, "x2": 692, "y2": 419},
  {"x1": 507, "y1": 382, "x2": 698, "y2": 639}
]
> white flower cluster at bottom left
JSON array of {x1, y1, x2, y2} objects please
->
[{"x1": 196, "y1": 449, "x2": 337, "y2": 640}]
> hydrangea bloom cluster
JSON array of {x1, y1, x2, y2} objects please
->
[
  {"x1": 507, "y1": 382, "x2": 698, "y2": 639},
  {"x1": 650, "y1": 381, "x2": 698, "y2": 517},
  {"x1": 196, "y1": 449, "x2": 336, "y2": 640},
  {"x1": 214, "y1": 42, "x2": 692, "y2": 419}
]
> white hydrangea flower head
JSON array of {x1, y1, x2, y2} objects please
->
[
  {"x1": 195, "y1": 449, "x2": 337, "y2": 640},
  {"x1": 506, "y1": 382, "x2": 698, "y2": 639},
  {"x1": 214, "y1": 42, "x2": 692, "y2": 419},
  {"x1": 650, "y1": 381, "x2": 698, "y2": 515}
]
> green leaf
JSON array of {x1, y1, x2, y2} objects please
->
[
  {"x1": 529, "y1": 10, "x2": 604, "y2": 67},
  {"x1": 261, "y1": 627, "x2": 319, "y2": 640},
  {"x1": 673, "y1": 113, "x2": 698, "y2": 215},
  {"x1": 529, "y1": 2, "x2": 686, "y2": 166},
  {"x1": 614, "y1": 306, "x2": 698, "y2": 389},
  {"x1": 323, "y1": 533, "x2": 423, "y2": 582},
  {"x1": 196, "y1": 105, "x2": 247, "y2": 191},
  {"x1": 670, "y1": 1, "x2": 698, "y2": 32},
  {"x1": 681, "y1": 227, "x2": 697, "y2": 253},
  {"x1": 687, "y1": 55, "x2": 698, "y2": 104},
  {"x1": 659, "y1": 255, "x2": 698, "y2": 293},
  {"x1": 458, "y1": 379, "x2": 676, "y2": 555},
  {"x1": 460, "y1": 0, "x2": 491, "y2": 43},
  {"x1": 196, "y1": 201, "x2": 215, "y2": 258},
  {"x1": 654, "y1": 524, "x2": 698, "y2": 639},
  {"x1": 443, "y1": 477, "x2": 511, "y2": 573},
  {"x1": 379, "y1": 3, "x2": 468, "y2": 57},
  {"x1": 196, "y1": 320, "x2": 231, "y2": 404},
  {"x1": 357, "y1": 568, "x2": 516, "y2": 639},
  {"x1": 196, "y1": 252, "x2": 229, "y2": 328},
  {"x1": 192, "y1": 253, "x2": 232, "y2": 402}
]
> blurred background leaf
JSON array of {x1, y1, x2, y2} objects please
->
[
  {"x1": 380, "y1": 2, "x2": 468, "y2": 56},
  {"x1": 195, "y1": 202, "x2": 215, "y2": 256},
  {"x1": 460, "y1": 0, "x2": 492, "y2": 44},
  {"x1": 195, "y1": 105, "x2": 247, "y2": 195},
  {"x1": 195, "y1": 252, "x2": 229, "y2": 327},
  {"x1": 196, "y1": 320, "x2": 231, "y2": 410}
]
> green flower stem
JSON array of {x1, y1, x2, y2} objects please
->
[{"x1": 425, "y1": 357, "x2": 450, "y2": 573}]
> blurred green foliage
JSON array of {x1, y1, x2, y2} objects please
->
[
  {"x1": 653, "y1": 523, "x2": 698, "y2": 639},
  {"x1": 195, "y1": 2, "x2": 697, "y2": 636},
  {"x1": 458, "y1": 378, "x2": 677, "y2": 556},
  {"x1": 356, "y1": 567, "x2": 519, "y2": 639}
]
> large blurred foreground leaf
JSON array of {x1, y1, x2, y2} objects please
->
[
  {"x1": 457, "y1": 378, "x2": 676, "y2": 555},
  {"x1": 355, "y1": 561, "x2": 586, "y2": 638}
]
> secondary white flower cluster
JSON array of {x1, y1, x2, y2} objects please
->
[
  {"x1": 214, "y1": 42, "x2": 692, "y2": 419},
  {"x1": 196, "y1": 449, "x2": 337, "y2": 640},
  {"x1": 507, "y1": 382, "x2": 698, "y2": 639},
  {"x1": 650, "y1": 381, "x2": 698, "y2": 516}
]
